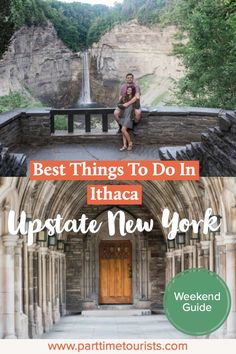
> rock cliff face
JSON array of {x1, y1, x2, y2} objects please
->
[
  {"x1": 90, "y1": 21, "x2": 183, "y2": 107},
  {"x1": 0, "y1": 21, "x2": 183, "y2": 108},
  {"x1": 0, "y1": 23, "x2": 82, "y2": 107}
]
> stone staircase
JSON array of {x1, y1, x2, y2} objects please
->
[
  {"x1": 0, "y1": 144, "x2": 27, "y2": 176},
  {"x1": 159, "y1": 111, "x2": 236, "y2": 176},
  {"x1": 82, "y1": 305, "x2": 152, "y2": 317}
]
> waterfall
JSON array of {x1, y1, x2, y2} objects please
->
[{"x1": 79, "y1": 51, "x2": 92, "y2": 104}]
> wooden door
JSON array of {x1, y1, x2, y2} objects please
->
[{"x1": 99, "y1": 240, "x2": 132, "y2": 304}]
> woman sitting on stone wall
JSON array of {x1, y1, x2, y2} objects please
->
[{"x1": 118, "y1": 86, "x2": 139, "y2": 151}]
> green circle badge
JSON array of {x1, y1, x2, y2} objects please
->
[{"x1": 164, "y1": 268, "x2": 231, "y2": 336}]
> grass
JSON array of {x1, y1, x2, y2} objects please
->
[
  {"x1": 151, "y1": 91, "x2": 169, "y2": 106},
  {"x1": 54, "y1": 115, "x2": 68, "y2": 130},
  {"x1": 0, "y1": 91, "x2": 43, "y2": 113},
  {"x1": 138, "y1": 74, "x2": 155, "y2": 96}
]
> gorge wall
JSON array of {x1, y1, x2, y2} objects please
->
[
  {"x1": 0, "y1": 21, "x2": 182, "y2": 108},
  {"x1": 0, "y1": 23, "x2": 82, "y2": 107},
  {"x1": 90, "y1": 21, "x2": 183, "y2": 107}
]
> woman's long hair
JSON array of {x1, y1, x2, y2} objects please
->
[{"x1": 123, "y1": 86, "x2": 136, "y2": 103}]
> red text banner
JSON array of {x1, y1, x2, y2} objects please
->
[
  {"x1": 30, "y1": 160, "x2": 199, "y2": 181},
  {"x1": 87, "y1": 185, "x2": 143, "y2": 205}
]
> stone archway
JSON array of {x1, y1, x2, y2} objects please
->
[
  {"x1": 1, "y1": 178, "x2": 236, "y2": 339},
  {"x1": 66, "y1": 206, "x2": 166, "y2": 313}
]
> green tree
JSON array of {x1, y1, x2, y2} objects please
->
[
  {"x1": 172, "y1": 0, "x2": 236, "y2": 109},
  {"x1": 87, "y1": 17, "x2": 115, "y2": 47},
  {"x1": 11, "y1": 0, "x2": 47, "y2": 28},
  {"x1": 137, "y1": 0, "x2": 166, "y2": 26},
  {"x1": 0, "y1": 0, "x2": 14, "y2": 57}
]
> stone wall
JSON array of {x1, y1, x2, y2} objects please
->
[
  {"x1": 148, "y1": 232, "x2": 166, "y2": 309},
  {"x1": 0, "y1": 109, "x2": 52, "y2": 148},
  {"x1": 0, "y1": 106, "x2": 230, "y2": 177},
  {"x1": 136, "y1": 107, "x2": 220, "y2": 145},
  {"x1": 0, "y1": 107, "x2": 221, "y2": 148},
  {"x1": 65, "y1": 236, "x2": 84, "y2": 314},
  {"x1": 20, "y1": 113, "x2": 51, "y2": 145},
  {"x1": 0, "y1": 111, "x2": 22, "y2": 147}
]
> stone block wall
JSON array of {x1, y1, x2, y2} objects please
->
[
  {"x1": 65, "y1": 236, "x2": 84, "y2": 314},
  {"x1": 0, "y1": 112, "x2": 22, "y2": 147},
  {"x1": 21, "y1": 114, "x2": 51, "y2": 145},
  {"x1": 0, "y1": 109, "x2": 51, "y2": 147},
  {"x1": 136, "y1": 107, "x2": 220, "y2": 146},
  {"x1": 0, "y1": 107, "x2": 221, "y2": 148},
  {"x1": 148, "y1": 232, "x2": 166, "y2": 309}
]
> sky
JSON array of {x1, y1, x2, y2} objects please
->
[{"x1": 58, "y1": 0, "x2": 123, "y2": 6}]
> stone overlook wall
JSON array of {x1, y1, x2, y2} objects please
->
[
  {"x1": 0, "y1": 107, "x2": 219, "y2": 147},
  {"x1": 0, "y1": 106, "x2": 234, "y2": 177},
  {"x1": 136, "y1": 107, "x2": 220, "y2": 145}
]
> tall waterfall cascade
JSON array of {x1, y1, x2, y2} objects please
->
[{"x1": 79, "y1": 51, "x2": 92, "y2": 104}]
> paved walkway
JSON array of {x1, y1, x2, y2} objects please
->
[
  {"x1": 41, "y1": 315, "x2": 190, "y2": 339},
  {"x1": 12, "y1": 143, "x2": 163, "y2": 175},
  {"x1": 13, "y1": 143, "x2": 161, "y2": 162}
]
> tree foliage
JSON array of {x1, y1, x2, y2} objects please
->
[
  {"x1": 11, "y1": 0, "x2": 47, "y2": 27},
  {"x1": 137, "y1": 0, "x2": 166, "y2": 26},
  {"x1": 0, "y1": 0, "x2": 167, "y2": 56},
  {"x1": 171, "y1": 0, "x2": 236, "y2": 109},
  {"x1": 0, "y1": 0, "x2": 14, "y2": 57},
  {"x1": 0, "y1": 91, "x2": 42, "y2": 113}
]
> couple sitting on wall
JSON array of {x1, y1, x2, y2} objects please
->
[{"x1": 114, "y1": 73, "x2": 141, "y2": 151}]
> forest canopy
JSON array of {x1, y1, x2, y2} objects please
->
[{"x1": 4, "y1": 0, "x2": 167, "y2": 53}]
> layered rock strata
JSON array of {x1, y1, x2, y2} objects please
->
[
  {"x1": 0, "y1": 23, "x2": 82, "y2": 107},
  {"x1": 90, "y1": 21, "x2": 183, "y2": 106}
]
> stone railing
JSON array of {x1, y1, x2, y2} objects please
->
[{"x1": 0, "y1": 106, "x2": 221, "y2": 147}]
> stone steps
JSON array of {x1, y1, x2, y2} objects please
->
[
  {"x1": 81, "y1": 308, "x2": 152, "y2": 317},
  {"x1": 159, "y1": 110, "x2": 236, "y2": 176}
]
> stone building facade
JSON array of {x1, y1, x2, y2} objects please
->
[{"x1": 0, "y1": 178, "x2": 236, "y2": 339}]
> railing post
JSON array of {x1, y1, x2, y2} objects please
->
[
  {"x1": 85, "y1": 113, "x2": 91, "y2": 133},
  {"x1": 102, "y1": 113, "x2": 108, "y2": 132},
  {"x1": 50, "y1": 112, "x2": 55, "y2": 134},
  {"x1": 68, "y1": 112, "x2": 74, "y2": 133}
]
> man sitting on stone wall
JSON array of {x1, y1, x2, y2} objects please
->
[{"x1": 114, "y1": 73, "x2": 141, "y2": 134}]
